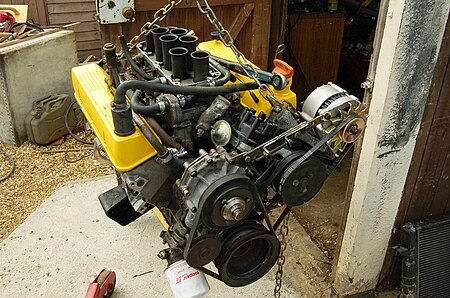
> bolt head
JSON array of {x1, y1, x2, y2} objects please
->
[{"x1": 122, "y1": 7, "x2": 135, "y2": 19}]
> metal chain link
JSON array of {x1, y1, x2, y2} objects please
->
[
  {"x1": 274, "y1": 213, "x2": 290, "y2": 298},
  {"x1": 126, "y1": 0, "x2": 184, "y2": 52},
  {"x1": 195, "y1": 0, "x2": 284, "y2": 108},
  {"x1": 122, "y1": 0, "x2": 288, "y2": 111}
]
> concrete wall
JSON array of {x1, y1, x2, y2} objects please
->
[
  {"x1": 0, "y1": 30, "x2": 78, "y2": 145},
  {"x1": 333, "y1": 0, "x2": 450, "y2": 295}
]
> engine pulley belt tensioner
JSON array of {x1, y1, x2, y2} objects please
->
[{"x1": 71, "y1": 0, "x2": 367, "y2": 296}]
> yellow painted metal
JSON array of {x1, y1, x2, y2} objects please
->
[
  {"x1": 198, "y1": 40, "x2": 297, "y2": 115},
  {"x1": 0, "y1": 5, "x2": 28, "y2": 23},
  {"x1": 153, "y1": 208, "x2": 169, "y2": 229},
  {"x1": 72, "y1": 63, "x2": 158, "y2": 172}
]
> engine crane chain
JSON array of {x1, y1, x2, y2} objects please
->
[
  {"x1": 127, "y1": 0, "x2": 184, "y2": 52},
  {"x1": 194, "y1": 0, "x2": 289, "y2": 110},
  {"x1": 274, "y1": 213, "x2": 290, "y2": 298},
  {"x1": 194, "y1": 2, "x2": 296, "y2": 293},
  {"x1": 124, "y1": 0, "x2": 291, "y2": 111}
]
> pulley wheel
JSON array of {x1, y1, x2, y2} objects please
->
[
  {"x1": 278, "y1": 155, "x2": 327, "y2": 206},
  {"x1": 201, "y1": 174, "x2": 258, "y2": 230},
  {"x1": 341, "y1": 117, "x2": 366, "y2": 143},
  {"x1": 186, "y1": 234, "x2": 222, "y2": 268},
  {"x1": 215, "y1": 222, "x2": 280, "y2": 287}
]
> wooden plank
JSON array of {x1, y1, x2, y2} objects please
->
[
  {"x1": 76, "y1": 39, "x2": 102, "y2": 51},
  {"x1": 234, "y1": 4, "x2": 253, "y2": 60},
  {"x1": 21, "y1": 0, "x2": 48, "y2": 25},
  {"x1": 429, "y1": 140, "x2": 450, "y2": 215},
  {"x1": 228, "y1": 3, "x2": 254, "y2": 40},
  {"x1": 166, "y1": 5, "x2": 188, "y2": 30},
  {"x1": 75, "y1": 30, "x2": 100, "y2": 42},
  {"x1": 268, "y1": 0, "x2": 288, "y2": 63},
  {"x1": 286, "y1": 13, "x2": 345, "y2": 99},
  {"x1": 48, "y1": 11, "x2": 96, "y2": 24},
  {"x1": 8, "y1": 0, "x2": 49, "y2": 25},
  {"x1": 100, "y1": 23, "x2": 123, "y2": 47},
  {"x1": 46, "y1": 0, "x2": 93, "y2": 3},
  {"x1": 135, "y1": 0, "x2": 253, "y2": 12},
  {"x1": 185, "y1": 7, "x2": 204, "y2": 40},
  {"x1": 70, "y1": 21, "x2": 99, "y2": 33},
  {"x1": 78, "y1": 48, "x2": 101, "y2": 58},
  {"x1": 0, "y1": 28, "x2": 62, "y2": 49},
  {"x1": 47, "y1": 2, "x2": 95, "y2": 13},
  {"x1": 250, "y1": 0, "x2": 271, "y2": 68},
  {"x1": 34, "y1": 0, "x2": 49, "y2": 25},
  {"x1": 407, "y1": 58, "x2": 450, "y2": 220}
]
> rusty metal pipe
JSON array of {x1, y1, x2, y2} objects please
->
[{"x1": 145, "y1": 117, "x2": 181, "y2": 150}]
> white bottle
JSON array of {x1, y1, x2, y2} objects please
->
[{"x1": 165, "y1": 259, "x2": 210, "y2": 298}]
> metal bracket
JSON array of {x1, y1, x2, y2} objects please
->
[
  {"x1": 361, "y1": 79, "x2": 373, "y2": 91},
  {"x1": 97, "y1": 0, "x2": 135, "y2": 24}
]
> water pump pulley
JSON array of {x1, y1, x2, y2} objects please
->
[{"x1": 201, "y1": 174, "x2": 258, "y2": 230}]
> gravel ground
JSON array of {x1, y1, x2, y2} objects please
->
[{"x1": 0, "y1": 135, "x2": 113, "y2": 242}]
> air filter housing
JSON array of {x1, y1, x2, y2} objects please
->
[{"x1": 398, "y1": 216, "x2": 450, "y2": 298}]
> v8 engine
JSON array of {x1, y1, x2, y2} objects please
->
[{"x1": 71, "y1": 1, "x2": 367, "y2": 295}]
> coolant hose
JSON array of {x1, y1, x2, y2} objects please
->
[
  {"x1": 119, "y1": 35, "x2": 154, "y2": 81},
  {"x1": 130, "y1": 91, "x2": 168, "y2": 157},
  {"x1": 210, "y1": 58, "x2": 231, "y2": 86},
  {"x1": 115, "y1": 79, "x2": 258, "y2": 109},
  {"x1": 131, "y1": 95, "x2": 168, "y2": 116}
]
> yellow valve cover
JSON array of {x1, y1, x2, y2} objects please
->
[{"x1": 72, "y1": 63, "x2": 157, "y2": 172}]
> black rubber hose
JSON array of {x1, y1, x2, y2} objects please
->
[
  {"x1": 110, "y1": 67, "x2": 121, "y2": 88},
  {"x1": 119, "y1": 35, "x2": 154, "y2": 81},
  {"x1": 115, "y1": 80, "x2": 258, "y2": 107},
  {"x1": 130, "y1": 94, "x2": 169, "y2": 115},
  {"x1": 130, "y1": 91, "x2": 168, "y2": 157},
  {"x1": 210, "y1": 58, "x2": 231, "y2": 86}
]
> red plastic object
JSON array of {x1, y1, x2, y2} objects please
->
[
  {"x1": 84, "y1": 269, "x2": 116, "y2": 298},
  {"x1": 0, "y1": 11, "x2": 15, "y2": 32},
  {"x1": 272, "y1": 59, "x2": 294, "y2": 78}
]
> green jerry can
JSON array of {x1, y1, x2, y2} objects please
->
[{"x1": 25, "y1": 94, "x2": 77, "y2": 145}]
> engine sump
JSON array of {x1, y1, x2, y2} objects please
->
[{"x1": 397, "y1": 215, "x2": 450, "y2": 298}]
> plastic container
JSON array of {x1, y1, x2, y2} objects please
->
[
  {"x1": 24, "y1": 94, "x2": 76, "y2": 145},
  {"x1": 165, "y1": 259, "x2": 210, "y2": 298}
]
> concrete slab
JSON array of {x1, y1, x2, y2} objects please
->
[{"x1": 0, "y1": 176, "x2": 303, "y2": 298}]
